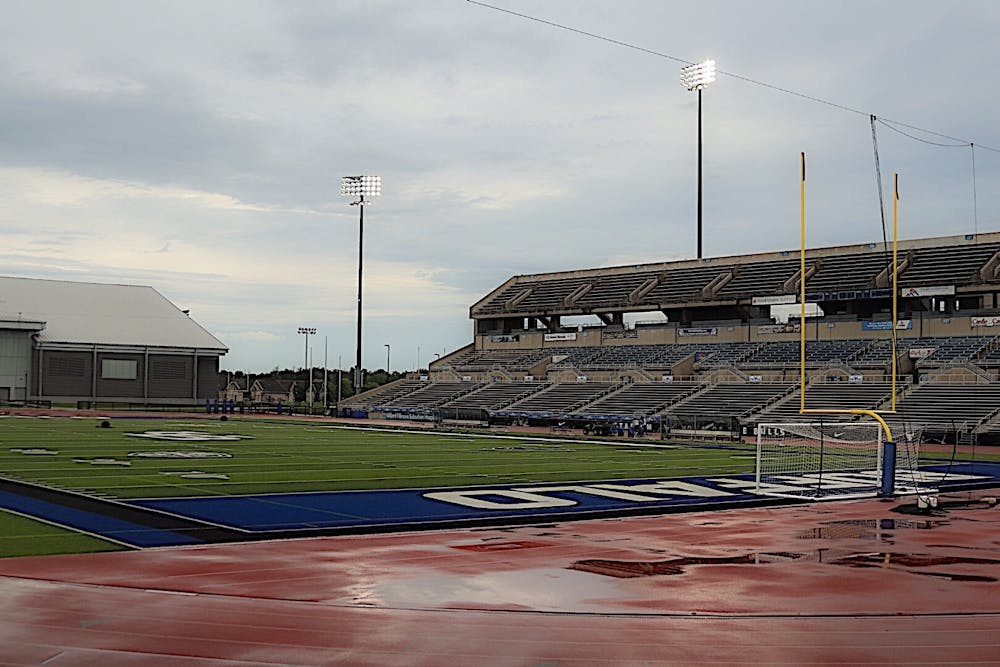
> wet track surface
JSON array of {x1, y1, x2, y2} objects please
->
[{"x1": 0, "y1": 490, "x2": 998, "y2": 665}]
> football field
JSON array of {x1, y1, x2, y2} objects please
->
[
  {"x1": 2, "y1": 416, "x2": 999, "y2": 558},
  {"x1": 0, "y1": 416, "x2": 756, "y2": 557}
]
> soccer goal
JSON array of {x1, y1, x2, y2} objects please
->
[{"x1": 755, "y1": 421, "x2": 932, "y2": 500}]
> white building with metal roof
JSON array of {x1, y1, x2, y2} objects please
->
[{"x1": 0, "y1": 276, "x2": 227, "y2": 406}]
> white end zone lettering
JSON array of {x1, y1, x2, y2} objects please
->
[
  {"x1": 424, "y1": 480, "x2": 736, "y2": 510},
  {"x1": 422, "y1": 489, "x2": 577, "y2": 510}
]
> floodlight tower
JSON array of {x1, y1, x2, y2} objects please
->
[
  {"x1": 341, "y1": 175, "x2": 382, "y2": 393},
  {"x1": 297, "y1": 326, "x2": 316, "y2": 408},
  {"x1": 680, "y1": 59, "x2": 716, "y2": 259}
]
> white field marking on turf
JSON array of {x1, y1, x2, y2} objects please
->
[
  {"x1": 125, "y1": 490, "x2": 376, "y2": 529},
  {"x1": 121, "y1": 463, "x2": 741, "y2": 500},
  {"x1": 9, "y1": 448, "x2": 59, "y2": 455},
  {"x1": 111, "y1": 452, "x2": 755, "y2": 482},
  {"x1": 4, "y1": 474, "x2": 257, "y2": 534},
  {"x1": 72, "y1": 458, "x2": 132, "y2": 466},
  {"x1": 0, "y1": 506, "x2": 136, "y2": 549},
  {"x1": 319, "y1": 424, "x2": 681, "y2": 448},
  {"x1": 158, "y1": 471, "x2": 230, "y2": 480}
]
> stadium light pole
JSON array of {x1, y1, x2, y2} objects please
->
[
  {"x1": 341, "y1": 175, "x2": 382, "y2": 393},
  {"x1": 384, "y1": 343, "x2": 390, "y2": 374},
  {"x1": 680, "y1": 59, "x2": 716, "y2": 259},
  {"x1": 297, "y1": 327, "x2": 316, "y2": 409}
]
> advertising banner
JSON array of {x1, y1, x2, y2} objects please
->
[
  {"x1": 544, "y1": 332, "x2": 577, "y2": 342},
  {"x1": 848, "y1": 375, "x2": 864, "y2": 383},
  {"x1": 604, "y1": 329, "x2": 638, "y2": 339},
  {"x1": 972, "y1": 316, "x2": 1000, "y2": 328},
  {"x1": 757, "y1": 322, "x2": 801, "y2": 335},
  {"x1": 908, "y1": 347, "x2": 937, "y2": 359},
  {"x1": 490, "y1": 334, "x2": 520, "y2": 343},
  {"x1": 862, "y1": 320, "x2": 912, "y2": 331},
  {"x1": 751, "y1": 294, "x2": 797, "y2": 306},
  {"x1": 678, "y1": 327, "x2": 718, "y2": 337},
  {"x1": 901, "y1": 285, "x2": 955, "y2": 298}
]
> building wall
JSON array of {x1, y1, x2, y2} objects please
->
[
  {"x1": 39, "y1": 350, "x2": 93, "y2": 397},
  {"x1": 0, "y1": 331, "x2": 32, "y2": 401},
  {"x1": 33, "y1": 348, "x2": 223, "y2": 402},
  {"x1": 197, "y1": 356, "x2": 219, "y2": 398},
  {"x1": 147, "y1": 354, "x2": 193, "y2": 399},
  {"x1": 95, "y1": 352, "x2": 145, "y2": 399}
]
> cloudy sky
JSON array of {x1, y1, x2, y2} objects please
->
[{"x1": 2, "y1": 1, "x2": 998, "y2": 373}]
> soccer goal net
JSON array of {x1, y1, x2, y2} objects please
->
[{"x1": 755, "y1": 421, "x2": 932, "y2": 500}]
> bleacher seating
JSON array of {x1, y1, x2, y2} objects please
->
[
  {"x1": 850, "y1": 336, "x2": 997, "y2": 368},
  {"x1": 572, "y1": 382, "x2": 700, "y2": 419},
  {"x1": 890, "y1": 382, "x2": 1000, "y2": 429},
  {"x1": 442, "y1": 382, "x2": 549, "y2": 411},
  {"x1": 804, "y1": 252, "x2": 892, "y2": 292},
  {"x1": 759, "y1": 381, "x2": 898, "y2": 422},
  {"x1": 714, "y1": 258, "x2": 800, "y2": 299},
  {"x1": 499, "y1": 382, "x2": 617, "y2": 416},
  {"x1": 741, "y1": 340, "x2": 869, "y2": 368},
  {"x1": 351, "y1": 380, "x2": 424, "y2": 409},
  {"x1": 914, "y1": 336, "x2": 995, "y2": 367},
  {"x1": 695, "y1": 342, "x2": 762, "y2": 368},
  {"x1": 661, "y1": 382, "x2": 795, "y2": 421},
  {"x1": 381, "y1": 382, "x2": 481, "y2": 410},
  {"x1": 449, "y1": 349, "x2": 533, "y2": 370},
  {"x1": 900, "y1": 243, "x2": 1000, "y2": 286},
  {"x1": 979, "y1": 344, "x2": 1000, "y2": 367},
  {"x1": 580, "y1": 345, "x2": 671, "y2": 369}
]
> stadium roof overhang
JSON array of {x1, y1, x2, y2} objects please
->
[{"x1": 0, "y1": 319, "x2": 45, "y2": 332}]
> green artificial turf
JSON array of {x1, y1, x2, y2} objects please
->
[
  {"x1": 0, "y1": 508, "x2": 126, "y2": 558},
  {"x1": 0, "y1": 416, "x2": 758, "y2": 499}
]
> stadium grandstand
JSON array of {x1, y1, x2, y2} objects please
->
[
  {"x1": 342, "y1": 231, "x2": 1000, "y2": 443},
  {"x1": 0, "y1": 276, "x2": 227, "y2": 407}
]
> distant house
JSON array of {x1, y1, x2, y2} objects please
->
[
  {"x1": 218, "y1": 375, "x2": 265, "y2": 403},
  {"x1": 258, "y1": 377, "x2": 296, "y2": 404}
]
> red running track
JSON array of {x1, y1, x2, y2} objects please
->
[{"x1": 0, "y1": 490, "x2": 998, "y2": 665}]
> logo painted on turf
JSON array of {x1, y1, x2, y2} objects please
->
[{"x1": 126, "y1": 431, "x2": 249, "y2": 442}]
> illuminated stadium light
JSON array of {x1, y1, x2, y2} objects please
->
[
  {"x1": 340, "y1": 175, "x2": 382, "y2": 200},
  {"x1": 680, "y1": 60, "x2": 716, "y2": 259},
  {"x1": 680, "y1": 59, "x2": 716, "y2": 91},
  {"x1": 341, "y1": 175, "x2": 382, "y2": 392}
]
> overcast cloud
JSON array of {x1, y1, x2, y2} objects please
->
[{"x1": 1, "y1": 1, "x2": 998, "y2": 372}]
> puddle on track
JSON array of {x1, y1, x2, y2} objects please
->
[{"x1": 569, "y1": 550, "x2": 999, "y2": 583}]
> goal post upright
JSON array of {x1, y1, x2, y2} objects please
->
[{"x1": 797, "y1": 153, "x2": 900, "y2": 498}]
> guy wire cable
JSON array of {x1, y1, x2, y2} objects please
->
[{"x1": 467, "y1": 0, "x2": 1000, "y2": 153}]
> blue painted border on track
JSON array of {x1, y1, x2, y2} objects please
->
[
  {"x1": 128, "y1": 462, "x2": 1000, "y2": 534},
  {"x1": 0, "y1": 491, "x2": 202, "y2": 548}
]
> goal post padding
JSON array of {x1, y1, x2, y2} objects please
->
[{"x1": 755, "y1": 421, "x2": 928, "y2": 500}]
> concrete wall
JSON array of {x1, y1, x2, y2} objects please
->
[{"x1": 475, "y1": 315, "x2": 1000, "y2": 351}]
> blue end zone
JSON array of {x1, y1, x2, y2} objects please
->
[
  {"x1": 128, "y1": 462, "x2": 1000, "y2": 534},
  {"x1": 0, "y1": 491, "x2": 201, "y2": 548}
]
